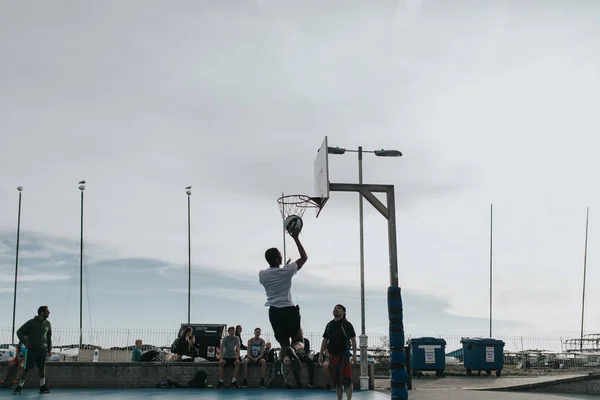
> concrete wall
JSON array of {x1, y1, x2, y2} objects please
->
[
  {"x1": 1, "y1": 361, "x2": 372, "y2": 390},
  {"x1": 492, "y1": 374, "x2": 600, "y2": 396},
  {"x1": 523, "y1": 375, "x2": 600, "y2": 395}
]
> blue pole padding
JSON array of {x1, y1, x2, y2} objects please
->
[{"x1": 388, "y1": 286, "x2": 408, "y2": 400}]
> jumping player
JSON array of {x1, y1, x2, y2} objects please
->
[{"x1": 259, "y1": 229, "x2": 308, "y2": 387}]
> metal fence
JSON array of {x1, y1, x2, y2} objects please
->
[{"x1": 1, "y1": 327, "x2": 598, "y2": 372}]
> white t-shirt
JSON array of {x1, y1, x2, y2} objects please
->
[{"x1": 259, "y1": 262, "x2": 298, "y2": 308}]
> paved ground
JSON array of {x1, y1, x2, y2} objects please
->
[{"x1": 0, "y1": 388, "x2": 388, "y2": 399}]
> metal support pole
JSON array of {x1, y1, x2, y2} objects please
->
[
  {"x1": 187, "y1": 189, "x2": 192, "y2": 324},
  {"x1": 11, "y1": 188, "x2": 23, "y2": 344},
  {"x1": 282, "y1": 192, "x2": 287, "y2": 263},
  {"x1": 358, "y1": 147, "x2": 369, "y2": 390},
  {"x1": 387, "y1": 188, "x2": 399, "y2": 287},
  {"x1": 79, "y1": 187, "x2": 85, "y2": 349},
  {"x1": 489, "y1": 203, "x2": 493, "y2": 338},
  {"x1": 580, "y1": 207, "x2": 589, "y2": 352}
]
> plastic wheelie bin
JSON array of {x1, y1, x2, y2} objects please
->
[
  {"x1": 461, "y1": 338, "x2": 505, "y2": 376},
  {"x1": 408, "y1": 337, "x2": 447, "y2": 377}
]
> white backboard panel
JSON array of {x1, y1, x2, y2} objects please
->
[{"x1": 314, "y1": 136, "x2": 330, "y2": 217}]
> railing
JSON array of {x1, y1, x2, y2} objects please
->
[{"x1": 1, "y1": 327, "x2": 598, "y2": 372}]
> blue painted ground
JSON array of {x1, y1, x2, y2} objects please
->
[{"x1": 0, "y1": 388, "x2": 388, "y2": 399}]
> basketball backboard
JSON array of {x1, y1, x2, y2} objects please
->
[{"x1": 314, "y1": 136, "x2": 330, "y2": 217}]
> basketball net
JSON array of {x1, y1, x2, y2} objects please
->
[
  {"x1": 277, "y1": 194, "x2": 320, "y2": 307},
  {"x1": 276, "y1": 194, "x2": 320, "y2": 220}
]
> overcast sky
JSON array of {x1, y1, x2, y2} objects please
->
[{"x1": 1, "y1": 0, "x2": 600, "y2": 346}]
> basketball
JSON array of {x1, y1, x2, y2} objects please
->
[{"x1": 284, "y1": 215, "x2": 303, "y2": 235}]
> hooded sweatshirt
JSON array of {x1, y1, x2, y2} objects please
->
[{"x1": 16, "y1": 316, "x2": 52, "y2": 351}]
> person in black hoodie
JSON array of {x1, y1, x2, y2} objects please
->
[
  {"x1": 14, "y1": 306, "x2": 52, "y2": 395},
  {"x1": 319, "y1": 304, "x2": 357, "y2": 400}
]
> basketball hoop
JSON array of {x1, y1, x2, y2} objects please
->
[{"x1": 277, "y1": 194, "x2": 322, "y2": 220}]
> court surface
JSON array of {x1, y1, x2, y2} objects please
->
[
  {"x1": 0, "y1": 388, "x2": 597, "y2": 400},
  {"x1": 0, "y1": 388, "x2": 387, "y2": 400}
]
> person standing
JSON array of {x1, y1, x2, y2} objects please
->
[
  {"x1": 319, "y1": 304, "x2": 357, "y2": 400},
  {"x1": 14, "y1": 306, "x2": 52, "y2": 394},
  {"x1": 259, "y1": 230, "x2": 308, "y2": 387}
]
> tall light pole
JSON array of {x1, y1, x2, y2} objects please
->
[
  {"x1": 489, "y1": 203, "x2": 493, "y2": 338},
  {"x1": 328, "y1": 145, "x2": 402, "y2": 391},
  {"x1": 78, "y1": 180, "x2": 86, "y2": 349},
  {"x1": 11, "y1": 186, "x2": 23, "y2": 344},
  {"x1": 186, "y1": 186, "x2": 192, "y2": 324},
  {"x1": 580, "y1": 207, "x2": 589, "y2": 352}
]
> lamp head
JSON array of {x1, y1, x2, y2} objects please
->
[
  {"x1": 17, "y1": 186, "x2": 23, "y2": 192},
  {"x1": 79, "y1": 185, "x2": 86, "y2": 191},
  {"x1": 186, "y1": 190, "x2": 192, "y2": 196},
  {"x1": 374, "y1": 149, "x2": 403, "y2": 157},
  {"x1": 327, "y1": 146, "x2": 346, "y2": 155}
]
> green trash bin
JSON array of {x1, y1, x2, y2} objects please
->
[{"x1": 461, "y1": 338, "x2": 505, "y2": 377}]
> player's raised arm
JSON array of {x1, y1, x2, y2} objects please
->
[{"x1": 290, "y1": 230, "x2": 307, "y2": 270}]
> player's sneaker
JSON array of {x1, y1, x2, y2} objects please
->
[
  {"x1": 285, "y1": 346, "x2": 301, "y2": 374},
  {"x1": 39, "y1": 385, "x2": 50, "y2": 394},
  {"x1": 215, "y1": 381, "x2": 224, "y2": 389},
  {"x1": 230, "y1": 380, "x2": 240, "y2": 388},
  {"x1": 241, "y1": 379, "x2": 248, "y2": 388},
  {"x1": 259, "y1": 378, "x2": 266, "y2": 388},
  {"x1": 308, "y1": 382, "x2": 315, "y2": 388},
  {"x1": 273, "y1": 360, "x2": 285, "y2": 388},
  {"x1": 13, "y1": 385, "x2": 22, "y2": 395}
]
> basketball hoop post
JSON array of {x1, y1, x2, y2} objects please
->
[
  {"x1": 328, "y1": 182, "x2": 406, "y2": 399},
  {"x1": 327, "y1": 145, "x2": 402, "y2": 393}
]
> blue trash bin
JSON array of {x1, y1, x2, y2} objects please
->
[
  {"x1": 408, "y1": 337, "x2": 446, "y2": 377},
  {"x1": 461, "y1": 338, "x2": 505, "y2": 376}
]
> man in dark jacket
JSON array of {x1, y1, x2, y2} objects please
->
[
  {"x1": 14, "y1": 306, "x2": 52, "y2": 394},
  {"x1": 319, "y1": 304, "x2": 357, "y2": 400}
]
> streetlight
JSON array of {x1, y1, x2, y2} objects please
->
[
  {"x1": 11, "y1": 186, "x2": 23, "y2": 344},
  {"x1": 78, "y1": 180, "x2": 86, "y2": 349},
  {"x1": 185, "y1": 186, "x2": 192, "y2": 324},
  {"x1": 328, "y1": 145, "x2": 402, "y2": 391}
]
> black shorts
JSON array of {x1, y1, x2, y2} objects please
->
[
  {"x1": 269, "y1": 305, "x2": 301, "y2": 348},
  {"x1": 24, "y1": 348, "x2": 47, "y2": 372},
  {"x1": 222, "y1": 357, "x2": 237, "y2": 366}
]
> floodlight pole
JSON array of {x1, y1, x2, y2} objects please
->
[
  {"x1": 11, "y1": 186, "x2": 23, "y2": 345},
  {"x1": 78, "y1": 182, "x2": 86, "y2": 350},
  {"x1": 580, "y1": 207, "x2": 589, "y2": 352}
]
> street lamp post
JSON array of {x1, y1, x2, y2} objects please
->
[
  {"x1": 11, "y1": 186, "x2": 23, "y2": 344},
  {"x1": 328, "y1": 145, "x2": 402, "y2": 391},
  {"x1": 78, "y1": 181, "x2": 86, "y2": 349},
  {"x1": 186, "y1": 186, "x2": 192, "y2": 324}
]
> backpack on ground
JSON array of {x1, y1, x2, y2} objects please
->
[{"x1": 188, "y1": 370, "x2": 208, "y2": 388}]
